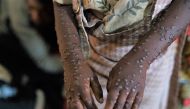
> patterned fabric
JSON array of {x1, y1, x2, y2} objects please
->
[
  {"x1": 54, "y1": 0, "x2": 177, "y2": 109},
  {"x1": 179, "y1": 26, "x2": 190, "y2": 109},
  {"x1": 82, "y1": 0, "x2": 151, "y2": 33}
]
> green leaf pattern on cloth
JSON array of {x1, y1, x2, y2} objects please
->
[
  {"x1": 54, "y1": 0, "x2": 150, "y2": 33},
  {"x1": 53, "y1": 0, "x2": 152, "y2": 58},
  {"x1": 103, "y1": 0, "x2": 149, "y2": 33},
  {"x1": 82, "y1": 0, "x2": 111, "y2": 12}
]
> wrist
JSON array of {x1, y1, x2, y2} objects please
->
[{"x1": 119, "y1": 49, "x2": 150, "y2": 77}]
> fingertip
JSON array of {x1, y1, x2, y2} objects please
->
[
  {"x1": 97, "y1": 97, "x2": 104, "y2": 104},
  {"x1": 97, "y1": 89, "x2": 104, "y2": 103},
  {"x1": 95, "y1": 89, "x2": 104, "y2": 103},
  {"x1": 131, "y1": 93, "x2": 143, "y2": 109},
  {"x1": 80, "y1": 90, "x2": 96, "y2": 109},
  {"x1": 104, "y1": 89, "x2": 119, "y2": 109}
]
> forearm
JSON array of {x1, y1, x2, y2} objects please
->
[
  {"x1": 53, "y1": 3, "x2": 85, "y2": 75},
  {"x1": 123, "y1": 0, "x2": 190, "y2": 67},
  {"x1": 54, "y1": 4, "x2": 104, "y2": 104}
]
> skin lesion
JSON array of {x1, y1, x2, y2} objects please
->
[
  {"x1": 105, "y1": 0, "x2": 190, "y2": 108},
  {"x1": 54, "y1": 0, "x2": 190, "y2": 109}
]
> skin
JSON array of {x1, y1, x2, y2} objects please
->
[
  {"x1": 53, "y1": 3, "x2": 103, "y2": 109},
  {"x1": 53, "y1": 0, "x2": 190, "y2": 109},
  {"x1": 106, "y1": 0, "x2": 190, "y2": 109}
]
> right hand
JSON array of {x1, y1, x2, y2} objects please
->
[{"x1": 64, "y1": 61, "x2": 104, "y2": 109}]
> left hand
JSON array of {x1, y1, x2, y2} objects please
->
[{"x1": 105, "y1": 52, "x2": 148, "y2": 109}]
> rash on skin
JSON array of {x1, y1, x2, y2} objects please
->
[
  {"x1": 54, "y1": 0, "x2": 190, "y2": 109},
  {"x1": 105, "y1": 0, "x2": 190, "y2": 109},
  {"x1": 53, "y1": 3, "x2": 103, "y2": 109}
]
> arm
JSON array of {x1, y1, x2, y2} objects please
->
[
  {"x1": 127, "y1": 0, "x2": 190, "y2": 66},
  {"x1": 53, "y1": 2, "x2": 103, "y2": 109},
  {"x1": 7, "y1": 0, "x2": 62, "y2": 73},
  {"x1": 105, "y1": 0, "x2": 190, "y2": 109}
]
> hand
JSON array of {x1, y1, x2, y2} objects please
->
[
  {"x1": 53, "y1": 3, "x2": 104, "y2": 109},
  {"x1": 105, "y1": 52, "x2": 148, "y2": 109},
  {"x1": 64, "y1": 61, "x2": 103, "y2": 109}
]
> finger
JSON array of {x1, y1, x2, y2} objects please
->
[
  {"x1": 68, "y1": 98, "x2": 84, "y2": 109},
  {"x1": 124, "y1": 90, "x2": 137, "y2": 109},
  {"x1": 106, "y1": 72, "x2": 116, "y2": 92},
  {"x1": 105, "y1": 89, "x2": 120, "y2": 109},
  {"x1": 131, "y1": 93, "x2": 143, "y2": 109},
  {"x1": 113, "y1": 89, "x2": 130, "y2": 109},
  {"x1": 90, "y1": 92, "x2": 98, "y2": 109},
  {"x1": 80, "y1": 88, "x2": 96, "y2": 109},
  {"x1": 90, "y1": 73, "x2": 104, "y2": 103}
]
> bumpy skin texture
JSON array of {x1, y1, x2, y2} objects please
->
[
  {"x1": 53, "y1": 0, "x2": 190, "y2": 109},
  {"x1": 105, "y1": 0, "x2": 190, "y2": 109},
  {"x1": 106, "y1": 53, "x2": 147, "y2": 109},
  {"x1": 53, "y1": 3, "x2": 103, "y2": 109}
]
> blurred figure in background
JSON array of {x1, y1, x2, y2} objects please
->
[{"x1": 0, "y1": 0, "x2": 63, "y2": 109}]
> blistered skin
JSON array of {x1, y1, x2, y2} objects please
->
[
  {"x1": 105, "y1": 0, "x2": 190, "y2": 109},
  {"x1": 53, "y1": 3, "x2": 103, "y2": 109},
  {"x1": 53, "y1": 0, "x2": 190, "y2": 109}
]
